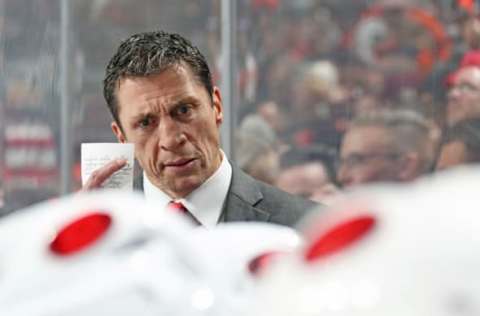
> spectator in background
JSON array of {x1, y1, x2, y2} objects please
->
[
  {"x1": 235, "y1": 113, "x2": 280, "y2": 185},
  {"x1": 446, "y1": 62, "x2": 480, "y2": 127},
  {"x1": 283, "y1": 60, "x2": 346, "y2": 149},
  {"x1": 290, "y1": 60, "x2": 344, "y2": 122},
  {"x1": 276, "y1": 147, "x2": 338, "y2": 205},
  {"x1": 337, "y1": 109, "x2": 433, "y2": 188},
  {"x1": 238, "y1": 98, "x2": 286, "y2": 136},
  {"x1": 436, "y1": 118, "x2": 480, "y2": 170},
  {"x1": 256, "y1": 100, "x2": 284, "y2": 134},
  {"x1": 351, "y1": 0, "x2": 450, "y2": 76}
]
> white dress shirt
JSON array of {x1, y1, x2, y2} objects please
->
[{"x1": 143, "y1": 151, "x2": 232, "y2": 228}]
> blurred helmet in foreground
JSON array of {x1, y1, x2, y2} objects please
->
[
  {"x1": 0, "y1": 190, "x2": 237, "y2": 316},
  {"x1": 0, "y1": 190, "x2": 304, "y2": 316},
  {"x1": 190, "y1": 221, "x2": 302, "y2": 278},
  {"x1": 253, "y1": 166, "x2": 480, "y2": 316}
]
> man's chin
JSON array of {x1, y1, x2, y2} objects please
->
[{"x1": 169, "y1": 177, "x2": 201, "y2": 198}]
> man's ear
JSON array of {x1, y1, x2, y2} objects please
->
[
  {"x1": 398, "y1": 152, "x2": 420, "y2": 181},
  {"x1": 111, "y1": 121, "x2": 126, "y2": 143},
  {"x1": 212, "y1": 86, "x2": 223, "y2": 126}
]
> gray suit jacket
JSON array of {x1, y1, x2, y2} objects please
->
[
  {"x1": 221, "y1": 165, "x2": 319, "y2": 227},
  {"x1": 134, "y1": 164, "x2": 320, "y2": 228}
]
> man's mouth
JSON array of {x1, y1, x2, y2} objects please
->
[{"x1": 163, "y1": 158, "x2": 197, "y2": 170}]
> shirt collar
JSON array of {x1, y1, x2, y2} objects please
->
[{"x1": 143, "y1": 151, "x2": 232, "y2": 228}]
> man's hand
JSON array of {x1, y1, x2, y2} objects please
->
[{"x1": 82, "y1": 159, "x2": 127, "y2": 191}]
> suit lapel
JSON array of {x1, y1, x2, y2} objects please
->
[{"x1": 221, "y1": 165, "x2": 271, "y2": 223}]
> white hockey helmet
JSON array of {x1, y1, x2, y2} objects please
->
[
  {"x1": 254, "y1": 166, "x2": 480, "y2": 316},
  {"x1": 0, "y1": 190, "x2": 241, "y2": 316}
]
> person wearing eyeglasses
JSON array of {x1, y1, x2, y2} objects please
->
[
  {"x1": 446, "y1": 61, "x2": 480, "y2": 127},
  {"x1": 337, "y1": 109, "x2": 434, "y2": 188}
]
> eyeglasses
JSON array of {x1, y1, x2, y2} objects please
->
[
  {"x1": 449, "y1": 83, "x2": 480, "y2": 94},
  {"x1": 337, "y1": 152, "x2": 402, "y2": 168}
]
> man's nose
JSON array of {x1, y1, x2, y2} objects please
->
[
  {"x1": 447, "y1": 86, "x2": 461, "y2": 100},
  {"x1": 157, "y1": 118, "x2": 186, "y2": 150}
]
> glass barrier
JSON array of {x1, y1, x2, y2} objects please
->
[
  {"x1": 1, "y1": 0, "x2": 220, "y2": 213},
  {"x1": 1, "y1": 0, "x2": 478, "y2": 213}
]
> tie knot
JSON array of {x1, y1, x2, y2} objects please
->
[
  {"x1": 167, "y1": 201, "x2": 201, "y2": 226},
  {"x1": 167, "y1": 201, "x2": 188, "y2": 214}
]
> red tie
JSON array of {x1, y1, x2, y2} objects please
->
[{"x1": 167, "y1": 201, "x2": 201, "y2": 226}]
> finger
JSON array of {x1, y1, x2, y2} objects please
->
[{"x1": 82, "y1": 159, "x2": 127, "y2": 190}]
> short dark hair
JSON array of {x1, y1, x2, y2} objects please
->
[
  {"x1": 350, "y1": 109, "x2": 431, "y2": 154},
  {"x1": 280, "y1": 145, "x2": 337, "y2": 182},
  {"x1": 349, "y1": 109, "x2": 433, "y2": 172},
  {"x1": 103, "y1": 30, "x2": 214, "y2": 125}
]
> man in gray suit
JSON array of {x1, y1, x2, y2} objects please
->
[{"x1": 84, "y1": 31, "x2": 317, "y2": 228}]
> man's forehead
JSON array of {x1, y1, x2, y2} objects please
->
[
  {"x1": 345, "y1": 125, "x2": 392, "y2": 141},
  {"x1": 343, "y1": 126, "x2": 394, "y2": 151},
  {"x1": 114, "y1": 67, "x2": 201, "y2": 108},
  {"x1": 456, "y1": 66, "x2": 480, "y2": 84}
]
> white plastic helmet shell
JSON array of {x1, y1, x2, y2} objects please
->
[
  {"x1": 184, "y1": 222, "x2": 303, "y2": 313},
  {"x1": 253, "y1": 166, "x2": 480, "y2": 316},
  {"x1": 189, "y1": 221, "x2": 302, "y2": 277},
  {"x1": 0, "y1": 190, "x2": 242, "y2": 316}
]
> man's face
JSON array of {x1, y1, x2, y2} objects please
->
[
  {"x1": 246, "y1": 148, "x2": 280, "y2": 185},
  {"x1": 337, "y1": 126, "x2": 402, "y2": 188},
  {"x1": 436, "y1": 140, "x2": 469, "y2": 171},
  {"x1": 111, "y1": 65, "x2": 223, "y2": 198},
  {"x1": 447, "y1": 67, "x2": 480, "y2": 127},
  {"x1": 276, "y1": 162, "x2": 331, "y2": 199}
]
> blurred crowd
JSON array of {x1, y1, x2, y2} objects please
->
[
  {"x1": 3, "y1": 0, "x2": 480, "y2": 210},
  {"x1": 229, "y1": 0, "x2": 480, "y2": 204}
]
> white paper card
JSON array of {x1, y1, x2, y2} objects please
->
[{"x1": 81, "y1": 143, "x2": 135, "y2": 190}]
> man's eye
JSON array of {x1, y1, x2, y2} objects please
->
[
  {"x1": 176, "y1": 104, "x2": 192, "y2": 116},
  {"x1": 139, "y1": 116, "x2": 154, "y2": 128}
]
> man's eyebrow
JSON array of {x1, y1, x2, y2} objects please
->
[
  {"x1": 170, "y1": 96, "x2": 198, "y2": 108},
  {"x1": 129, "y1": 96, "x2": 200, "y2": 121},
  {"x1": 131, "y1": 111, "x2": 152, "y2": 121}
]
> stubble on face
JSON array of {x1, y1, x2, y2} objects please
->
[{"x1": 112, "y1": 66, "x2": 223, "y2": 198}]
